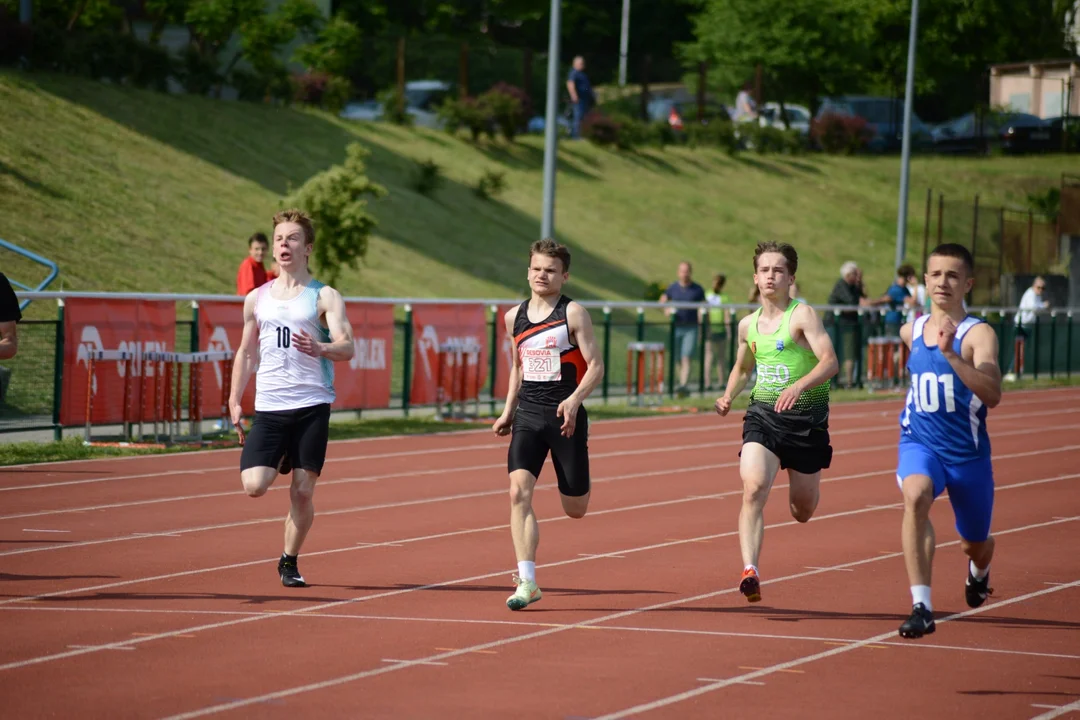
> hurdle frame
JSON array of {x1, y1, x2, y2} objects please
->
[{"x1": 626, "y1": 341, "x2": 665, "y2": 406}]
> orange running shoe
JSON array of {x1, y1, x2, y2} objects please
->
[{"x1": 739, "y1": 567, "x2": 761, "y2": 603}]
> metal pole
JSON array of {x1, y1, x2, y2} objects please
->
[
  {"x1": 895, "y1": 0, "x2": 920, "y2": 271},
  {"x1": 20, "y1": 0, "x2": 31, "y2": 23},
  {"x1": 618, "y1": 0, "x2": 630, "y2": 87},
  {"x1": 540, "y1": 0, "x2": 562, "y2": 240}
]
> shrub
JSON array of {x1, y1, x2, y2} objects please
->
[
  {"x1": 480, "y1": 83, "x2": 527, "y2": 142},
  {"x1": 685, "y1": 119, "x2": 738, "y2": 154},
  {"x1": 377, "y1": 86, "x2": 413, "y2": 125},
  {"x1": 413, "y1": 159, "x2": 442, "y2": 196},
  {"x1": 282, "y1": 143, "x2": 388, "y2": 286},
  {"x1": 581, "y1": 110, "x2": 622, "y2": 146},
  {"x1": 437, "y1": 96, "x2": 492, "y2": 142},
  {"x1": 811, "y1": 112, "x2": 872, "y2": 154},
  {"x1": 643, "y1": 281, "x2": 665, "y2": 302},
  {"x1": 475, "y1": 169, "x2": 507, "y2": 200}
]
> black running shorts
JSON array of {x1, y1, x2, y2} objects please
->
[
  {"x1": 240, "y1": 403, "x2": 331, "y2": 475},
  {"x1": 741, "y1": 402, "x2": 832, "y2": 474},
  {"x1": 508, "y1": 399, "x2": 590, "y2": 497}
]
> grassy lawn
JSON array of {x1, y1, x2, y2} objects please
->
[
  {"x1": 3, "y1": 375, "x2": 1075, "y2": 466},
  {"x1": 2, "y1": 70, "x2": 1074, "y2": 324}
]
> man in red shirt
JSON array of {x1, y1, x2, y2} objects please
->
[{"x1": 237, "y1": 233, "x2": 271, "y2": 295}]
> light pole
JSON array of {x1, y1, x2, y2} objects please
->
[
  {"x1": 895, "y1": 0, "x2": 920, "y2": 271},
  {"x1": 540, "y1": 0, "x2": 562, "y2": 240}
]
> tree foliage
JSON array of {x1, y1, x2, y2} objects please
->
[{"x1": 283, "y1": 144, "x2": 388, "y2": 287}]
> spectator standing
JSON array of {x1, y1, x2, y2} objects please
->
[
  {"x1": 868, "y1": 265, "x2": 914, "y2": 336},
  {"x1": 1007, "y1": 276, "x2": 1050, "y2": 380},
  {"x1": 827, "y1": 261, "x2": 868, "y2": 388},
  {"x1": 704, "y1": 274, "x2": 731, "y2": 390},
  {"x1": 237, "y1": 232, "x2": 271, "y2": 296},
  {"x1": 566, "y1": 56, "x2": 595, "y2": 140},
  {"x1": 660, "y1": 261, "x2": 706, "y2": 397}
]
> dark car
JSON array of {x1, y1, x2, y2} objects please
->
[
  {"x1": 931, "y1": 111, "x2": 1056, "y2": 155},
  {"x1": 815, "y1": 96, "x2": 933, "y2": 152}
]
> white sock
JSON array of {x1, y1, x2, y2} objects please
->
[
  {"x1": 517, "y1": 561, "x2": 536, "y2": 582},
  {"x1": 970, "y1": 560, "x2": 990, "y2": 581},
  {"x1": 744, "y1": 564, "x2": 758, "y2": 575},
  {"x1": 910, "y1": 585, "x2": 932, "y2": 611}
]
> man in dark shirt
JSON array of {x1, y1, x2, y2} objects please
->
[
  {"x1": 0, "y1": 272, "x2": 20, "y2": 360},
  {"x1": 826, "y1": 261, "x2": 866, "y2": 388},
  {"x1": 660, "y1": 261, "x2": 706, "y2": 396},
  {"x1": 0, "y1": 272, "x2": 21, "y2": 405},
  {"x1": 565, "y1": 56, "x2": 595, "y2": 139}
]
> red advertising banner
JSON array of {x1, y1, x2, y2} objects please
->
[
  {"x1": 200, "y1": 300, "x2": 396, "y2": 416},
  {"x1": 410, "y1": 304, "x2": 489, "y2": 406},
  {"x1": 60, "y1": 299, "x2": 175, "y2": 426},
  {"x1": 492, "y1": 303, "x2": 519, "y2": 400},
  {"x1": 198, "y1": 300, "x2": 250, "y2": 419},
  {"x1": 336, "y1": 302, "x2": 394, "y2": 410}
]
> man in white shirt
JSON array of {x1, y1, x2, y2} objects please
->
[{"x1": 1006, "y1": 277, "x2": 1049, "y2": 381}]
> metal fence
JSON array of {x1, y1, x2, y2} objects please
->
[{"x1": 3, "y1": 293, "x2": 1078, "y2": 440}]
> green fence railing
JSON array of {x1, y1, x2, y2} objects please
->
[{"x1": 3, "y1": 292, "x2": 1078, "y2": 440}]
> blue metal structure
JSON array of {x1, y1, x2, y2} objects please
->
[{"x1": 0, "y1": 238, "x2": 59, "y2": 310}]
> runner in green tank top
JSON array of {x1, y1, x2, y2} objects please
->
[{"x1": 714, "y1": 242, "x2": 839, "y2": 604}]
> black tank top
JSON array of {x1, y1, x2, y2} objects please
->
[{"x1": 514, "y1": 295, "x2": 586, "y2": 406}]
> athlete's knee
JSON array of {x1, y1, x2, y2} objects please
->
[
  {"x1": 561, "y1": 493, "x2": 589, "y2": 519},
  {"x1": 508, "y1": 473, "x2": 535, "y2": 507},
  {"x1": 241, "y1": 471, "x2": 272, "y2": 498},
  {"x1": 901, "y1": 477, "x2": 934, "y2": 515},
  {"x1": 790, "y1": 496, "x2": 818, "y2": 523},
  {"x1": 290, "y1": 472, "x2": 318, "y2": 506},
  {"x1": 742, "y1": 478, "x2": 771, "y2": 507}
]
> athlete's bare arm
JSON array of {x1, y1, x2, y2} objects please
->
[
  {"x1": 558, "y1": 302, "x2": 604, "y2": 437},
  {"x1": 943, "y1": 319, "x2": 1002, "y2": 409},
  {"x1": 493, "y1": 307, "x2": 521, "y2": 436},
  {"x1": 0, "y1": 320, "x2": 16, "y2": 359},
  {"x1": 294, "y1": 286, "x2": 354, "y2": 362},
  {"x1": 715, "y1": 314, "x2": 756, "y2": 416},
  {"x1": 899, "y1": 320, "x2": 914, "y2": 350},
  {"x1": 228, "y1": 290, "x2": 260, "y2": 428},
  {"x1": 774, "y1": 303, "x2": 839, "y2": 412}
]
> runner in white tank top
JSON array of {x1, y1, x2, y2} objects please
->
[
  {"x1": 253, "y1": 279, "x2": 335, "y2": 412},
  {"x1": 228, "y1": 209, "x2": 356, "y2": 588}
]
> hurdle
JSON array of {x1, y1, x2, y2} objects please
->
[
  {"x1": 82, "y1": 348, "x2": 234, "y2": 447},
  {"x1": 626, "y1": 341, "x2": 665, "y2": 406},
  {"x1": 434, "y1": 340, "x2": 483, "y2": 421},
  {"x1": 865, "y1": 336, "x2": 908, "y2": 391}
]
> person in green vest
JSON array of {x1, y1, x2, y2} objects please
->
[
  {"x1": 704, "y1": 274, "x2": 731, "y2": 390},
  {"x1": 714, "y1": 241, "x2": 839, "y2": 604}
]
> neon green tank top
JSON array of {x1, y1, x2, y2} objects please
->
[
  {"x1": 747, "y1": 300, "x2": 830, "y2": 413},
  {"x1": 705, "y1": 291, "x2": 730, "y2": 327}
]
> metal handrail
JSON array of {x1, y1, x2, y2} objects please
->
[{"x1": 1, "y1": 238, "x2": 60, "y2": 311}]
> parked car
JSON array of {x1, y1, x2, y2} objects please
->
[
  {"x1": 758, "y1": 102, "x2": 811, "y2": 135},
  {"x1": 339, "y1": 80, "x2": 453, "y2": 129},
  {"x1": 931, "y1": 111, "x2": 1056, "y2": 154},
  {"x1": 815, "y1": 95, "x2": 933, "y2": 152},
  {"x1": 646, "y1": 95, "x2": 732, "y2": 129}
]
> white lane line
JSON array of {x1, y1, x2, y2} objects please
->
[
  {"x1": 1, "y1": 477, "x2": 1074, "y2": 676},
  {"x1": 155, "y1": 515, "x2": 1080, "y2": 720}
]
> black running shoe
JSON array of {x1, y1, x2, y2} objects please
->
[
  {"x1": 278, "y1": 556, "x2": 306, "y2": 588},
  {"x1": 898, "y1": 603, "x2": 935, "y2": 639},
  {"x1": 965, "y1": 566, "x2": 992, "y2": 608},
  {"x1": 277, "y1": 452, "x2": 292, "y2": 476}
]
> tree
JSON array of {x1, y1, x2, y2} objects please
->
[
  {"x1": 283, "y1": 143, "x2": 388, "y2": 287},
  {"x1": 684, "y1": 0, "x2": 870, "y2": 116},
  {"x1": 864, "y1": 0, "x2": 1078, "y2": 121}
]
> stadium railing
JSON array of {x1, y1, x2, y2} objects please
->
[{"x1": 4, "y1": 291, "x2": 1078, "y2": 441}]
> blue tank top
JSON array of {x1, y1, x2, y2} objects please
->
[{"x1": 899, "y1": 314, "x2": 991, "y2": 464}]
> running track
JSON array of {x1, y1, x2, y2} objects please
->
[{"x1": 1, "y1": 388, "x2": 1079, "y2": 719}]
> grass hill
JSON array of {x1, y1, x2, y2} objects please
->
[{"x1": 1, "y1": 70, "x2": 1073, "y2": 316}]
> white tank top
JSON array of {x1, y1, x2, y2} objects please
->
[{"x1": 254, "y1": 279, "x2": 335, "y2": 412}]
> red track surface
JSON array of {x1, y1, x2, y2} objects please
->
[{"x1": 2, "y1": 388, "x2": 1079, "y2": 719}]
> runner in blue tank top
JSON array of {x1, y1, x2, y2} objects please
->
[{"x1": 894, "y1": 243, "x2": 1003, "y2": 639}]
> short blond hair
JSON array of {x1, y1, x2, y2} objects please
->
[{"x1": 273, "y1": 208, "x2": 315, "y2": 246}]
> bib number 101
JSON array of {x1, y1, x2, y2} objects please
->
[{"x1": 911, "y1": 372, "x2": 955, "y2": 413}]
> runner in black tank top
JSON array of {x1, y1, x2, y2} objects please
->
[
  {"x1": 513, "y1": 295, "x2": 588, "y2": 407},
  {"x1": 492, "y1": 239, "x2": 605, "y2": 611}
]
